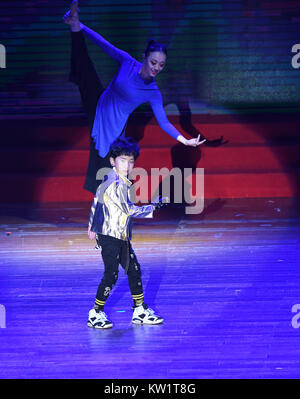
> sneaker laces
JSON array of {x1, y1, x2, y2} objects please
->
[
  {"x1": 97, "y1": 311, "x2": 108, "y2": 321},
  {"x1": 145, "y1": 307, "x2": 155, "y2": 316},
  {"x1": 142, "y1": 303, "x2": 156, "y2": 316},
  {"x1": 133, "y1": 303, "x2": 155, "y2": 316}
]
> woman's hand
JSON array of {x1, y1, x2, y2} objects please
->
[
  {"x1": 88, "y1": 225, "x2": 96, "y2": 240},
  {"x1": 185, "y1": 134, "x2": 206, "y2": 147}
]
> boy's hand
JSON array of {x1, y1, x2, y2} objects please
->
[
  {"x1": 88, "y1": 225, "x2": 96, "y2": 240},
  {"x1": 152, "y1": 195, "x2": 169, "y2": 210}
]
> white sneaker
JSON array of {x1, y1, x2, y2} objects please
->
[
  {"x1": 132, "y1": 303, "x2": 163, "y2": 325},
  {"x1": 87, "y1": 308, "x2": 113, "y2": 329}
]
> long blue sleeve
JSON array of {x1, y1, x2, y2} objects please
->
[
  {"x1": 81, "y1": 24, "x2": 133, "y2": 64},
  {"x1": 89, "y1": 44, "x2": 182, "y2": 157},
  {"x1": 149, "y1": 91, "x2": 181, "y2": 140}
]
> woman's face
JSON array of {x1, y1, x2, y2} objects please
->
[{"x1": 144, "y1": 51, "x2": 166, "y2": 78}]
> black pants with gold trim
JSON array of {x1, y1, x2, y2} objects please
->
[{"x1": 94, "y1": 234, "x2": 144, "y2": 310}]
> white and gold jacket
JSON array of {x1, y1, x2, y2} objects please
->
[{"x1": 88, "y1": 167, "x2": 154, "y2": 241}]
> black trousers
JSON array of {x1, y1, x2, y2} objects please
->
[
  {"x1": 69, "y1": 31, "x2": 112, "y2": 194},
  {"x1": 95, "y1": 234, "x2": 144, "y2": 305}
]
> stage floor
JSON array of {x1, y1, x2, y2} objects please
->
[{"x1": 0, "y1": 198, "x2": 300, "y2": 379}]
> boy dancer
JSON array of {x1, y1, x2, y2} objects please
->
[{"x1": 87, "y1": 137, "x2": 167, "y2": 329}]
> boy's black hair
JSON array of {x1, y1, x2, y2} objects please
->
[{"x1": 109, "y1": 137, "x2": 140, "y2": 160}]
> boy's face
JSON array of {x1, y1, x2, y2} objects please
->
[{"x1": 110, "y1": 154, "x2": 135, "y2": 177}]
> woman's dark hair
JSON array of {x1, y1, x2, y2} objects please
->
[
  {"x1": 144, "y1": 39, "x2": 167, "y2": 58},
  {"x1": 109, "y1": 137, "x2": 140, "y2": 160}
]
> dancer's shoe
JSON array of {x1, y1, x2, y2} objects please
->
[
  {"x1": 87, "y1": 308, "x2": 113, "y2": 329},
  {"x1": 63, "y1": 0, "x2": 81, "y2": 31},
  {"x1": 132, "y1": 303, "x2": 163, "y2": 325}
]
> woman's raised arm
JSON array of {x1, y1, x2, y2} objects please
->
[
  {"x1": 64, "y1": 1, "x2": 131, "y2": 63},
  {"x1": 80, "y1": 23, "x2": 132, "y2": 64}
]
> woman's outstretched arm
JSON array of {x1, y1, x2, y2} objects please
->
[
  {"x1": 150, "y1": 92, "x2": 206, "y2": 147},
  {"x1": 80, "y1": 23, "x2": 132, "y2": 64}
]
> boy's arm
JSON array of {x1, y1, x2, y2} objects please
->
[
  {"x1": 81, "y1": 23, "x2": 133, "y2": 64},
  {"x1": 88, "y1": 196, "x2": 98, "y2": 238},
  {"x1": 107, "y1": 181, "x2": 155, "y2": 218}
]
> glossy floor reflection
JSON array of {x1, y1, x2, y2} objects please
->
[{"x1": 0, "y1": 198, "x2": 300, "y2": 378}]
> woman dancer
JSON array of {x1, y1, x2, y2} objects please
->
[{"x1": 63, "y1": 1, "x2": 206, "y2": 194}]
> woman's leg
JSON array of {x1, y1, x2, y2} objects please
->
[
  {"x1": 69, "y1": 31, "x2": 103, "y2": 128},
  {"x1": 70, "y1": 31, "x2": 112, "y2": 193},
  {"x1": 65, "y1": 2, "x2": 110, "y2": 194},
  {"x1": 65, "y1": 2, "x2": 101, "y2": 124}
]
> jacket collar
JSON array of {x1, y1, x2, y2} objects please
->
[{"x1": 113, "y1": 167, "x2": 132, "y2": 187}]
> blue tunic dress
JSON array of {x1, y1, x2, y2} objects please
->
[{"x1": 83, "y1": 27, "x2": 181, "y2": 158}]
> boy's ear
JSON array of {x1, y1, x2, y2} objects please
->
[{"x1": 109, "y1": 157, "x2": 115, "y2": 167}]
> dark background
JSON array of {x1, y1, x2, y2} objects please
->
[{"x1": 1, "y1": 0, "x2": 300, "y2": 119}]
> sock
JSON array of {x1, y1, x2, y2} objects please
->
[
  {"x1": 132, "y1": 293, "x2": 144, "y2": 308},
  {"x1": 94, "y1": 299, "x2": 105, "y2": 313}
]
